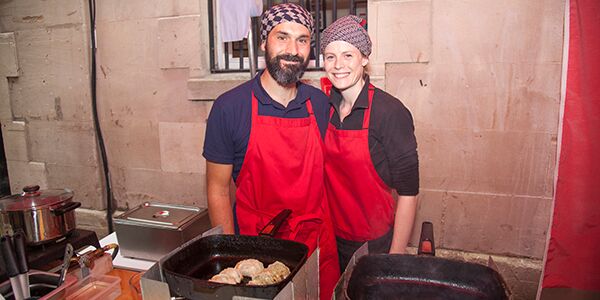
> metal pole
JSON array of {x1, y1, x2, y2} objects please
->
[
  {"x1": 315, "y1": 0, "x2": 321, "y2": 68},
  {"x1": 332, "y1": 0, "x2": 337, "y2": 21},
  {"x1": 208, "y1": 0, "x2": 216, "y2": 71},
  {"x1": 248, "y1": 20, "x2": 257, "y2": 78}
]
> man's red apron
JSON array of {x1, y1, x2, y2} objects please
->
[
  {"x1": 236, "y1": 92, "x2": 340, "y2": 299},
  {"x1": 324, "y1": 85, "x2": 396, "y2": 241}
]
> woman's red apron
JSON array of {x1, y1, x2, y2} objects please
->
[
  {"x1": 236, "y1": 92, "x2": 340, "y2": 299},
  {"x1": 324, "y1": 85, "x2": 396, "y2": 241}
]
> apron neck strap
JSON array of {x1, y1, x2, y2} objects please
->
[
  {"x1": 251, "y1": 91, "x2": 258, "y2": 120},
  {"x1": 362, "y1": 84, "x2": 375, "y2": 129}
]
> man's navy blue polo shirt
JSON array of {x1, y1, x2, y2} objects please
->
[{"x1": 203, "y1": 70, "x2": 330, "y2": 181}]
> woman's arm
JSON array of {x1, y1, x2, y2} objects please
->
[{"x1": 389, "y1": 195, "x2": 418, "y2": 253}]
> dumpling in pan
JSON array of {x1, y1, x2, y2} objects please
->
[
  {"x1": 220, "y1": 267, "x2": 242, "y2": 283},
  {"x1": 235, "y1": 259, "x2": 264, "y2": 277},
  {"x1": 266, "y1": 261, "x2": 290, "y2": 280},
  {"x1": 209, "y1": 273, "x2": 237, "y2": 284},
  {"x1": 248, "y1": 261, "x2": 291, "y2": 286},
  {"x1": 248, "y1": 270, "x2": 278, "y2": 286}
]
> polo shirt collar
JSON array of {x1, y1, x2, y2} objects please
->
[
  {"x1": 329, "y1": 75, "x2": 371, "y2": 112},
  {"x1": 252, "y1": 70, "x2": 310, "y2": 110}
]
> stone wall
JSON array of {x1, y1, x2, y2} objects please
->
[
  {"x1": 368, "y1": 0, "x2": 562, "y2": 260},
  {"x1": 1, "y1": 0, "x2": 564, "y2": 265},
  {"x1": 0, "y1": 0, "x2": 105, "y2": 209}
]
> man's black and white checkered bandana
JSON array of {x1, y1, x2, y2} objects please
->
[{"x1": 260, "y1": 3, "x2": 314, "y2": 42}]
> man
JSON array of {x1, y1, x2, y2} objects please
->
[{"x1": 202, "y1": 3, "x2": 340, "y2": 299}]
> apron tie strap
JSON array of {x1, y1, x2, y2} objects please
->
[{"x1": 287, "y1": 213, "x2": 323, "y2": 240}]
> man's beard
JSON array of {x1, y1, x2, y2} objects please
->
[{"x1": 265, "y1": 47, "x2": 310, "y2": 86}]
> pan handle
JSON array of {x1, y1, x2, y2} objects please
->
[
  {"x1": 417, "y1": 221, "x2": 435, "y2": 256},
  {"x1": 259, "y1": 209, "x2": 292, "y2": 237},
  {"x1": 51, "y1": 202, "x2": 81, "y2": 216}
]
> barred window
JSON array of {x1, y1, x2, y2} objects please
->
[{"x1": 208, "y1": 0, "x2": 367, "y2": 73}]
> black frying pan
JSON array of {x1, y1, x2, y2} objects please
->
[
  {"x1": 346, "y1": 222, "x2": 508, "y2": 300},
  {"x1": 161, "y1": 209, "x2": 309, "y2": 299}
]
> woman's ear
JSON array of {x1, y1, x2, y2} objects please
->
[{"x1": 362, "y1": 56, "x2": 369, "y2": 67}]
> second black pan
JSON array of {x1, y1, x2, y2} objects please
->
[
  {"x1": 346, "y1": 254, "x2": 508, "y2": 300},
  {"x1": 346, "y1": 222, "x2": 508, "y2": 300}
]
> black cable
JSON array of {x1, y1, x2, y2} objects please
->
[{"x1": 88, "y1": 0, "x2": 114, "y2": 233}]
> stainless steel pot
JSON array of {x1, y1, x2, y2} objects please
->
[{"x1": 0, "y1": 185, "x2": 81, "y2": 245}]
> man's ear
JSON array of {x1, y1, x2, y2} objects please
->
[{"x1": 260, "y1": 41, "x2": 266, "y2": 52}]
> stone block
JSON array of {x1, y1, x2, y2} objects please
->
[
  {"x1": 95, "y1": 18, "x2": 159, "y2": 72},
  {"x1": 75, "y1": 208, "x2": 109, "y2": 239},
  {"x1": 418, "y1": 128, "x2": 555, "y2": 197},
  {"x1": 408, "y1": 190, "x2": 445, "y2": 247},
  {"x1": 1, "y1": 121, "x2": 28, "y2": 161},
  {"x1": 368, "y1": 0, "x2": 431, "y2": 75},
  {"x1": 158, "y1": 16, "x2": 201, "y2": 69},
  {"x1": 0, "y1": 78, "x2": 11, "y2": 120},
  {"x1": 46, "y1": 163, "x2": 104, "y2": 209},
  {"x1": 27, "y1": 120, "x2": 99, "y2": 167},
  {"x1": 96, "y1": 67, "x2": 162, "y2": 121},
  {"x1": 159, "y1": 122, "x2": 205, "y2": 173},
  {"x1": 441, "y1": 192, "x2": 551, "y2": 258},
  {"x1": 97, "y1": 61, "x2": 204, "y2": 123},
  {"x1": 0, "y1": 32, "x2": 19, "y2": 77},
  {"x1": 110, "y1": 167, "x2": 206, "y2": 211},
  {"x1": 95, "y1": 0, "x2": 200, "y2": 22},
  {"x1": 10, "y1": 26, "x2": 92, "y2": 122},
  {"x1": 101, "y1": 119, "x2": 161, "y2": 170},
  {"x1": 0, "y1": 0, "x2": 84, "y2": 32},
  {"x1": 158, "y1": 69, "x2": 212, "y2": 123},
  {"x1": 432, "y1": 0, "x2": 563, "y2": 64},
  {"x1": 187, "y1": 76, "x2": 247, "y2": 101},
  {"x1": 6, "y1": 160, "x2": 48, "y2": 193},
  {"x1": 386, "y1": 62, "x2": 561, "y2": 133},
  {"x1": 385, "y1": 63, "x2": 432, "y2": 121}
]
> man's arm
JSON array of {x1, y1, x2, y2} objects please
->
[
  {"x1": 389, "y1": 195, "x2": 418, "y2": 254},
  {"x1": 207, "y1": 161, "x2": 235, "y2": 234}
]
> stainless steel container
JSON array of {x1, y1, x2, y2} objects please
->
[
  {"x1": 0, "y1": 185, "x2": 81, "y2": 245},
  {"x1": 114, "y1": 202, "x2": 211, "y2": 261}
]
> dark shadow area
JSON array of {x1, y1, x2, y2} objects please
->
[{"x1": 0, "y1": 123, "x2": 10, "y2": 197}]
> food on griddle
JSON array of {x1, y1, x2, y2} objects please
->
[
  {"x1": 248, "y1": 261, "x2": 291, "y2": 286},
  {"x1": 209, "y1": 273, "x2": 237, "y2": 284},
  {"x1": 208, "y1": 267, "x2": 243, "y2": 284},
  {"x1": 266, "y1": 261, "x2": 291, "y2": 279},
  {"x1": 210, "y1": 259, "x2": 291, "y2": 286},
  {"x1": 220, "y1": 267, "x2": 243, "y2": 283},
  {"x1": 248, "y1": 270, "x2": 279, "y2": 285},
  {"x1": 235, "y1": 258, "x2": 265, "y2": 277}
]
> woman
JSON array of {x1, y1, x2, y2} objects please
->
[{"x1": 321, "y1": 15, "x2": 420, "y2": 271}]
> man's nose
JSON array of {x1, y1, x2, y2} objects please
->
[{"x1": 285, "y1": 40, "x2": 298, "y2": 56}]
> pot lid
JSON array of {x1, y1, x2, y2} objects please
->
[
  {"x1": 115, "y1": 202, "x2": 203, "y2": 229},
  {"x1": 0, "y1": 185, "x2": 74, "y2": 211}
]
